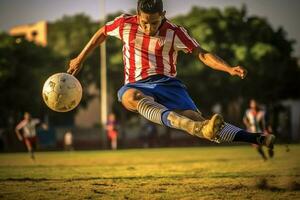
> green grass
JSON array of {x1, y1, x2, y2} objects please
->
[{"x1": 0, "y1": 145, "x2": 299, "y2": 199}]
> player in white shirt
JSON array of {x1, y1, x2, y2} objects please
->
[{"x1": 15, "y1": 112, "x2": 41, "y2": 159}]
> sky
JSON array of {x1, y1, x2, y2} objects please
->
[{"x1": 0, "y1": 0, "x2": 300, "y2": 55}]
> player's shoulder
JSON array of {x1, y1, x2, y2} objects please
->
[
  {"x1": 164, "y1": 19, "x2": 179, "y2": 30},
  {"x1": 165, "y1": 19, "x2": 190, "y2": 33},
  {"x1": 114, "y1": 13, "x2": 137, "y2": 23},
  {"x1": 16, "y1": 119, "x2": 27, "y2": 128}
]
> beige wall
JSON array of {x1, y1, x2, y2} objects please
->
[{"x1": 9, "y1": 21, "x2": 47, "y2": 46}]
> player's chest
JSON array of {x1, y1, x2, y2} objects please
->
[{"x1": 122, "y1": 26, "x2": 175, "y2": 52}]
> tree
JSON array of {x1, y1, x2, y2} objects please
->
[
  {"x1": 48, "y1": 14, "x2": 105, "y2": 108},
  {"x1": 0, "y1": 33, "x2": 62, "y2": 127},
  {"x1": 171, "y1": 6, "x2": 300, "y2": 116}
]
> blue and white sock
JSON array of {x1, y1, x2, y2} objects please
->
[
  {"x1": 217, "y1": 123, "x2": 264, "y2": 144},
  {"x1": 233, "y1": 130, "x2": 264, "y2": 144},
  {"x1": 216, "y1": 123, "x2": 241, "y2": 142},
  {"x1": 137, "y1": 97, "x2": 169, "y2": 125}
]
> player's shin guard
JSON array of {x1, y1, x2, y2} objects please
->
[
  {"x1": 136, "y1": 97, "x2": 168, "y2": 125},
  {"x1": 164, "y1": 111, "x2": 202, "y2": 136},
  {"x1": 165, "y1": 112, "x2": 224, "y2": 140}
]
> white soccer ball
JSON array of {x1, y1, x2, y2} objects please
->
[{"x1": 42, "y1": 73, "x2": 82, "y2": 112}]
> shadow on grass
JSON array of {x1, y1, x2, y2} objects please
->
[{"x1": 256, "y1": 177, "x2": 300, "y2": 192}]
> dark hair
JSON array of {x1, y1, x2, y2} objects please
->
[{"x1": 137, "y1": 0, "x2": 163, "y2": 14}]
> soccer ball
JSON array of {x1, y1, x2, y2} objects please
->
[{"x1": 42, "y1": 73, "x2": 82, "y2": 112}]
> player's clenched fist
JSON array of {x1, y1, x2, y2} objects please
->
[{"x1": 229, "y1": 66, "x2": 247, "y2": 79}]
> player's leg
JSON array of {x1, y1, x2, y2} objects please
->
[
  {"x1": 112, "y1": 138, "x2": 117, "y2": 150},
  {"x1": 268, "y1": 147, "x2": 274, "y2": 158},
  {"x1": 168, "y1": 109, "x2": 224, "y2": 139},
  {"x1": 229, "y1": 128, "x2": 276, "y2": 149},
  {"x1": 173, "y1": 109, "x2": 204, "y2": 121},
  {"x1": 174, "y1": 109, "x2": 275, "y2": 148},
  {"x1": 256, "y1": 145, "x2": 267, "y2": 161},
  {"x1": 121, "y1": 88, "x2": 223, "y2": 140},
  {"x1": 120, "y1": 87, "x2": 275, "y2": 149},
  {"x1": 24, "y1": 138, "x2": 35, "y2": 159}
]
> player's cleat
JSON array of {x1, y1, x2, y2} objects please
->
[
  {"x1": 262, "y1": 134, "x2": 276, "y2": 149},
  {"x1": 193, "y1": 114, "x2": 224, "y2": 140}
]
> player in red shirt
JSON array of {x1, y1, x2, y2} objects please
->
[
  {"x1": 106, "y1": 113, "x2": 118, "y2": 150},
  {"x1": 68, "y1": 0, "x2": 275, "y2": 149}
]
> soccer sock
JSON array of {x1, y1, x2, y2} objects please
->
[
  {"x1": 161, "y1": 110, "x2": 171, "y2": 127},
  {"x1": 137, "y1": 98, "x2": 196, "y2": 134},
  {"x1": 137, "y1": 97, "x2": 169, "y2": 125},
  {"x1": 233, "y1": 130, "x2": 264, "y2": 145},
  {"x1": 215, "y1": 123, "x2": 241, "y2": 142}
]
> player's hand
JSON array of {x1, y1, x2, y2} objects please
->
[
  {"x1": 229, "y1": 66, "x2": 247, "y2": 79},
  {"x1": 67, "y1": 57, "x2": 82, "y2": 76}
]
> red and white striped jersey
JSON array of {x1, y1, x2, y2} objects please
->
[{"x1": 105, "y1": 14, "x2": 200, "y2": 84}]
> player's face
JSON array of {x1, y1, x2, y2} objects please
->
[
  {"x1": 250, "y1": 100, "x2": 257, "y2": 109},
  {"x1": 108, "y1": 114, "x2": 115, "y2": 121},
  {"x1": 138, "y1": 11, "x2": 165, "y2": 36},
  {"x1": 24, "y1": 112, "x2": 31, "y2": 120}
]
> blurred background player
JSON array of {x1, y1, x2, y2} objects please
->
[
  {"x1": 243, "y1": 99, "x2": 274, "y2": 160},
  {"x1": 106, "y1": 113, "x2": 118, "y2": 150},
  {"x1": 64, "y1": 131, "x2": 74, "y2": 151},
  {"x1": 15, "y1": 112, "x2": 41, "y2": 159},
  {"x1": 67, "y1": 0, "x2": 275, "y2": 150}
]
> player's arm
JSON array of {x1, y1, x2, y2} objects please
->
[
  {"x1": 194, "y1": 47, "x2": 247, "y2": 79},
  {"x1": 15, "y1": 122, "x2": 25, "y2": 141},
  {"x1": 67, "y1": 26, "x2": 107, "y2": 75},
  {"x1": 243, "y1": 115, "x2": 251, "y2": 129}
]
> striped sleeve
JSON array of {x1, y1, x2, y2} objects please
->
[
  {"x1": 174, "y1": 26, "x2": 200, "y2": 53},
  {"x1": 16, "y1": 120, "x2": 26, "y2": 131},
  {"x1": 104, "y1": 14, "x2": 124, "y2": 39}
]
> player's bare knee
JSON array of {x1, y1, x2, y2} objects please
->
[{"x1": 121, "y1": 88, "x2": 147, "y2": 111}]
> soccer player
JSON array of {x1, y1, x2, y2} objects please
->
[
  {"x1": 67, "y1": 0, "x2": 275, "y2": 149},
  {"x1": 243, "y1": 99, "x2": 274, "y2": 160},
  {"x1": 15, "y1": 112, "x2": 41, "y2": 159},
  {"x1": 106, "y1": 113, "x2": 118, "y2": 150}
]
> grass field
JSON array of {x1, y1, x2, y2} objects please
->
[{"x1": 0, "y1": 145, "x2": 299, "y2": 200}]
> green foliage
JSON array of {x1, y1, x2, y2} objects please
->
[
  {"x1": 171, "y1": 6, "x2": 300, "y2": 111},
  {"x1": 48, "y1": 14, "x2": 101, "y2": 100},
  {"x1": 0, "y1": 33, "x2": 62, "y2": 126}
]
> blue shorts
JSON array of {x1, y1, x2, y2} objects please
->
[{"x1": 117, "y1": 75, "x2": 198, "y2": 111}]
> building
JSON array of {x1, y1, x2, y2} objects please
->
[{"x1": 9, "y1": 21, "x2": 48, "y2": 47}]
